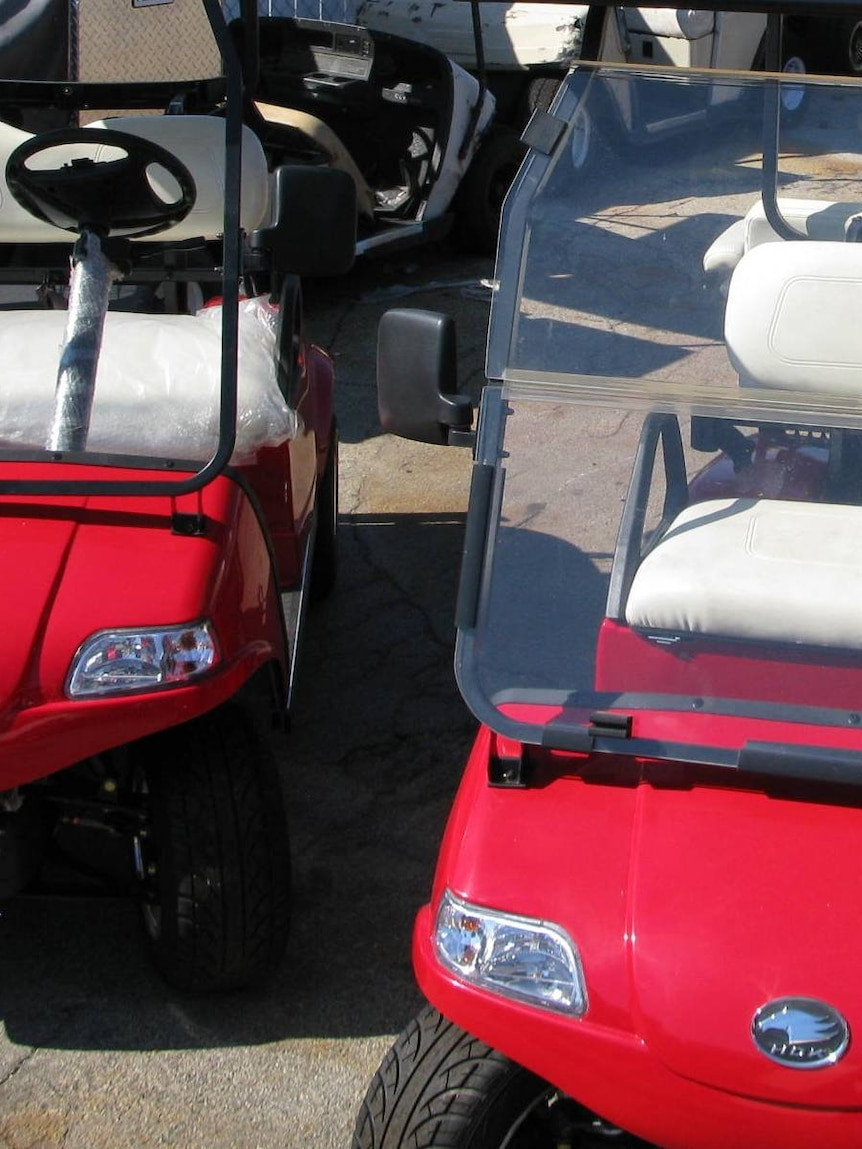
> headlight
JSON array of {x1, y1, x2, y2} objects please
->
[
  {"x1": 434, "y1": 889, "x2": 587, "y2": 1015},
  {"x1": 67, "y1": 622, "x2": 218, "y2": 698}
]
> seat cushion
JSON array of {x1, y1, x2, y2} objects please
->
[
  {"x1": 703, "y1": 198, "x2": 862, "y2": 276},
  {"x1": 0, "y1": 300, "x2": 297, "y2": 463},
  {"x1": 626, "y1": 497, "x2": 862, "y2": 649}
]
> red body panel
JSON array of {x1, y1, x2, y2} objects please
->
[
  {"x1": 596, "y1": 619, "x2": 862, "y2": 710},
  {"x1": 687, "y1": 442, "x2": 829, "y2": 504},
  {"x1": 0, "y1": 463, "x2": 290, "y2": 789},
  {"x1": 414, "y1": 726, "x2": 862, "y2": 1147},
  {"x1": 235, "y1": 340, "x2": 335, "y2": 589}
]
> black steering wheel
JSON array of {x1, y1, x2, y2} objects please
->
[{"x1": 6, "y1": 127, "x2": 196, "y2": 239}]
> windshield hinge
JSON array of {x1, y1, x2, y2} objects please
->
[{"x1": 589, "y1": 711, "x2": 633, "y2": 740}]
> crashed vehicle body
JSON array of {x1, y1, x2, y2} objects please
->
[
  {"x1": 0, "y1": 0, "x2": 354, "y2": 993},
  {"x1": 240, "y1": 14, "x2": 495, "y2": 258},
  {"x1": 355, "y1": 1, "x2": 862, "y2": 1145}
]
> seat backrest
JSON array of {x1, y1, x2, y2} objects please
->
[
  {"x1": 725, "y1": 240, "x2": 862, "y2": 396},
  {"x1": 0, "y1": 115, "x2": 270, "y2": 244},
  {"x1": 703, "y1": 197, "x2": 862, "y2": 276}
]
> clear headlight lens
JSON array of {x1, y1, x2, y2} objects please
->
[
  {"x1": 67, "y1": 622, "x2": 218, "y2": 698},
  {"x1": 434, "y1": 889, "x2": 587, "y2": 1015}
]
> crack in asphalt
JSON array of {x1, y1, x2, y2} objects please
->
[
  {"x1": 346, "y1": 517, "x2": 452, "y2": 655},
  {"x1": 0, "y1": 1046, "x2": 36, "y2": 1088}
]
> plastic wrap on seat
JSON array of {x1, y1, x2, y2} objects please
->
[{"x1": 0, "y1": 297, "x2": 299, "y2": 463}]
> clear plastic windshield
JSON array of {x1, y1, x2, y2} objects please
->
[
  {"x1": 460, "y1": 64, "x2": 862, "y2": 770},
  {"x1": 490, "y1": 64, "x2": 862, "y2": 424}
]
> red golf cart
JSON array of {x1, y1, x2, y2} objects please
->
[
  {"x1": 0, "y1": 0, "x2": 355, "y2": 992},
  {"x1": 356, "y1": 2, "x2": 862, "y2": 1144}
]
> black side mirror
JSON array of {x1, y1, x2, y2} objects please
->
[
  {"x1": 377, "y1": 309, "x2": 474, "y2": 446},
  {"x1": 253, "y1": 164, "x2": 356, "y2": 279}
]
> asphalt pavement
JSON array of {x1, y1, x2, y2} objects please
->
[{"x1": 0, "y1": 240, "x2": 494, "y2": 1149}]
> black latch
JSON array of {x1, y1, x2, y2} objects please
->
[
  {"x1": 521, "y1": 108, "x2": 567, "y2": 156},
  {"x1": 589, "y1": 711, "x2": 633, "y2": 740},
  {"x1": 171, "y1": 513, "x2": 208, "y2": 537}
]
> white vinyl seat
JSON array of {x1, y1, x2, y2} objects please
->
[
  {"x1": 725, "y1": 241, "x2": 862, "y2": 396},
  {"x1": 0, "y1": 115, "x2": 270, "y2": 243},
  {"x1": 626, "y1": 240, "x2": 862, "y2": 649},
  {"x1": 618, "y1": 7, "x2": 714, "y2": 67},
  {"x1": 626, "y1": 497, "x2": 862, "y2": 648},
  {"x1": 703, "y1": 198, "x2": 862, "y2": 276}
]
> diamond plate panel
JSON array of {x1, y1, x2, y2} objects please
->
[{"x1": 76, "y1": 0, "x2": 221, "y2": 83}]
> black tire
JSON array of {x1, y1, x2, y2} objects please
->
[
  {"x1": 839, "y1": 15, "x2": 862, "y2": 75},
  {"x1": 352, "y1": 1005, "x2": 558, "y2": 1149},
  {"x1": 309, "y1": 421, "x2": 338, "y2": 603},
  {"x1": 132, "y1": 705, "x2": 291, "y2": 993},
  {"x1": 451, "y1": 126, "x2": 527, "y2": 257},
  {"x1": 521, "y1": 74, "x2": 563, "y2": 120}
]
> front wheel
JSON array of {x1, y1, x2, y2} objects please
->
[
  {"x1": 353, "y1": 1005, "x2": 647, "y2": 1148},
  {"x1": 131, "y1": 705, "x2": 291, "y2": 992}
]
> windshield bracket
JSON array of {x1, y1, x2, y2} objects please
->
[{"x1": 589, "y1": 711, "x2": 633, "y2": 740}]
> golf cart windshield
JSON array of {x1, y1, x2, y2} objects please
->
[
  {"x1": 459, "y1": 57, "x2": 862, "y2": 772},
  {"x1": 0, "y1": 0, "x2": 294, "y2": 493}
]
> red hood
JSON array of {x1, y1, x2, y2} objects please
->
[
  {"x1": 630, "y1": 776, "x2": 862, "y2": 1108},
  {"x1": 0, "y1": 503, "x2": 83, "y2": 720},
  {"x1": 0, "y1": 481, "x2": 228, "y2": 724}
]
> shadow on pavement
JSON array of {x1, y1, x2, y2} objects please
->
[{"x1": 0, "y1": 510, "x2": 473, "y2": 1052}]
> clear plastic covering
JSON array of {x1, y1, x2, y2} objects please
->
[
  {"x1": 0, "y1": 298, "x2": 299, "y2": 464},
  {"x1": 459, "y1": 63, "x2": 862, "y2": 769}
]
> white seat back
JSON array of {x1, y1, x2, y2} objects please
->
[
  {"x1": 725, "y1": 240, "x2": 862, "y2": 395},
  {"x1": 0, "y1": 115, "x2": 270, "y2": 243}
]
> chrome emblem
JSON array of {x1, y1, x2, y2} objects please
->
[{"x1": 752, "y1": 997, "x2": 850, "y2": 1068}]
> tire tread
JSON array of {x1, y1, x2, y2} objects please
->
[
  {"x1": 353, "y1": 1005, "x2": 543, "y2": 1149},
  {"x1": 135, "y1": 705, "x2": 291, "y2": 992}
]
